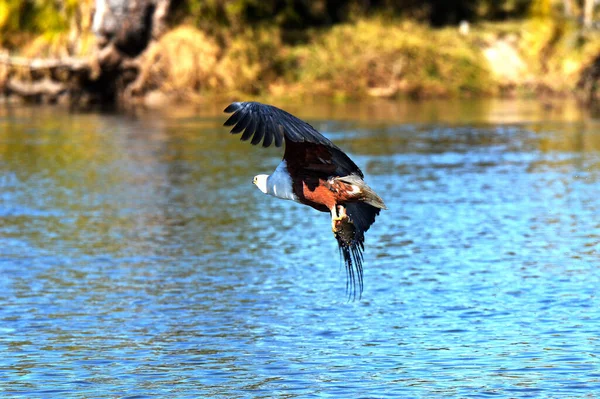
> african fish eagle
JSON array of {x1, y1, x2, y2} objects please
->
[{"x1": 224, "y1": 102, "x2": 386, "y2": 298}]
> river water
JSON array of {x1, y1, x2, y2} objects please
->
[{"x1": 0, "y1": 99, "x2": 599, "y2": 398}]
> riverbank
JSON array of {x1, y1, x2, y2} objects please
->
[{"x1": 3, "y1": 15, "x2": 600, "y2": 106}]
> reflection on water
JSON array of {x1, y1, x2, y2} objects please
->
[{"x1": 0, "y1": 99, "x2": 599, "y2": 398}]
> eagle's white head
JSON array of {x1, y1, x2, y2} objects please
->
[{"x1": 253, "y1": 174, "x2": 269, "y2": 194}]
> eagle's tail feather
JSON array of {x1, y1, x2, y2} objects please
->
[
  {"x1": 338, "y1": 240, "x2": 364, "y2": 300},
  {"x1": 334, "y1": 202, "x2": 381, "y2": 300}
]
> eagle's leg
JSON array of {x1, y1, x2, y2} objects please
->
[
  {"x1": 330, "y1": 206, "x2": 338, "y2": 232},
  {"x1": 330, "y1": 204, "x2": 347, "y2": 233}
]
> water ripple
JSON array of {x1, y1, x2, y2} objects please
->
[{"x1": 0, "y1": 104, "x2": 599, "y2": 398}]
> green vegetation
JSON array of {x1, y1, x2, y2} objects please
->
[
  {"x1": 3, "y1": 0, "x2": 600, "y2": 101},
  {"x1": 0, "y1": 0, "x2": 94, "y2": 56},
  {"x1": 286, "y1": 19, "x2": 492, "y2": 98}
]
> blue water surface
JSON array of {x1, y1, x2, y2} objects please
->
[{"x1": 0, "y1": 101, "x2": 599, "y2": 398}]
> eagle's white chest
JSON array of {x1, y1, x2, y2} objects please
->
[{"x1": 267, "y1": 160, "x2": 298, "y2": 202}]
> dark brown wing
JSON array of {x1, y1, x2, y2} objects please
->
[
  {"x1": 336, "y1": 202, "x2": 382, "y2": 300},
  {"x1": 223, "y1": 101, "x2": 363, "y2": 178}
]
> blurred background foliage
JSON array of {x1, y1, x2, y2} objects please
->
[
  {"x1": 0, "y1": 0, "x2": 94, "y2": 56},
  {"x1": 0, "y1": 0, "x2": 559, "y2": 49},
  {"x1": 175, "y1": 0, "x2": 533, "y2": 32},
  {"x1": 2, "y1": 0, "x2": 600, "y2": 100}
]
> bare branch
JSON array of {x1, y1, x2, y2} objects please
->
[
  {"x1": 0, "y1": 54, "x2": 90, "y2": 72},
  {"x1": 6, "y1": 78, "x2": 67, "y2": 97}
]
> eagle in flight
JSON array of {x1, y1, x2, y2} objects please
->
[{"x1": 224, "y1": 102, "x2": 386, "y2": 298}]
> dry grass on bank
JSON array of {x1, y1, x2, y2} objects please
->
[
  {"x1": 139, "y1": 19, "x2": 494, "y2": 100},
  {"x1": 287, "y1": 19, "x2": 492, "y2": 98},
  {"x1": 141, "y1": 26, "x2": 221, "y2": 95},
  {"x1": 6, "y1": 15, "x2": 600, "y2": 102},
  {"x1": 139, "y1": 25, "x2": 285, "y2": 100},
  {"x1": 145, "y1": 18, "x2": 597, "y2": 101}
]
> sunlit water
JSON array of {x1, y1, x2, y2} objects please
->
[{"x1": 0, "y1": 100, "x2": 599, "y2": 398}]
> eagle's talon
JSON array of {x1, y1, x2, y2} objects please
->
[
  {"x1": 332, "y1": 211, "x2": 348, "y2": 233},
  {"x1": 332, "y1": 217, "x2": 342, "y2": 233}
]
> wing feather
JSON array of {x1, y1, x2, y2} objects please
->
[
  {"x1": 230, "y1": 111, "x2": 251, "y2": 134},
  {"x1": 272, "y1": 114, "x2": 284, "y2": 147},
  {"x1": 223, "y1": 102, "x2": 242, "y2": 113},
  {"x1": 261, "y1": 123, "x2": 273, "y2": 148},
  {"x1": 240, "y1": 116, "x2": 257, "y2": 141},
  {"x1": 250, "y1": 117, "x2": 265, "y2": 145},
  {"x1": 223, "y1": 101, "x2": 362, "y2": 177}
]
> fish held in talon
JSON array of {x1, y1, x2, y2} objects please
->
[{"x1": 223, "y1": 101, "x2": 386, "y2": 299}]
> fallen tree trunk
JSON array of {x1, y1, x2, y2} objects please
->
[
  {"x1": 0, "y1": 0, "x2": 171, "y2": 108},
  {"x1": 0, "y1": 55, "x2": 91, "y2": 71},
  {"x1": 6, "y1": 78, "x2": 67, "y2": 102}
]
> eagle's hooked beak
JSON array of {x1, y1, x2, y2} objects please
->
[{"x1": 252, "y1": 176, "x2": 257, "y2": 185}]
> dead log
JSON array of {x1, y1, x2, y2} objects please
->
[
  {"x1": 0, "y1": 55, "x2": 90, "y2": 72},
  {"x1": 6, "y1": 78, "x2": 67, "y2": 103},
  {"x1": 0, "y1": 0, "x2": 172, "y2": 108}
]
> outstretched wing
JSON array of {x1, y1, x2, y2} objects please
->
[
  {"x1": 223, "y1": 101, "x2": 362, "y2": 178},
  {"x1": 335, "y1": 202, "x2": 381, "y2": 299}
]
